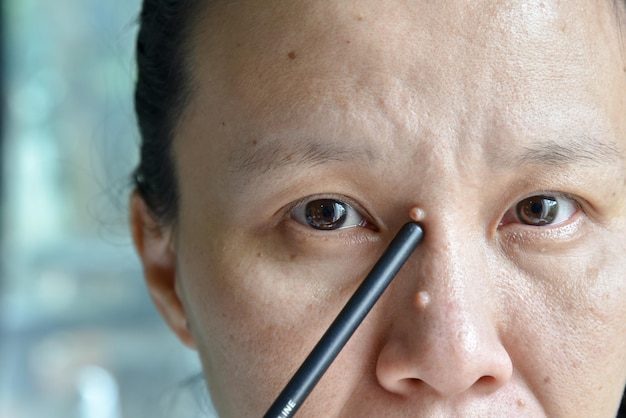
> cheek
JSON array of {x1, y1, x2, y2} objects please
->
[
  {"x1": 175, "y1": 229, "x2": 375, "y2": 416},
  {"x1": 502, "y1": 236, "x2": 626, "y2": 414}
]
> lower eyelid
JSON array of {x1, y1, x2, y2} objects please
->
[{"x1": 499, "y1": 212, "x2": 586, "y2": 249}]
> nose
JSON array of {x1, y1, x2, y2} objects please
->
[{"x1": 375, "y1": 224, "x2": 513, "y2": 398}]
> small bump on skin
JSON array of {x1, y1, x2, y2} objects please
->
[
  {"x1": 517, "y1": 399, "x2": 526, "y2": 408},
  {"x1": 409, "y1": 206, "x2": 426, "y2": 223},
  {"x1": 414, "y1": 291, "x2": 430, "y2": 310}
]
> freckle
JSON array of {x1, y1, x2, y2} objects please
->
[
  {"x1": 357, "y1": 15, "x2": 364, "y2": 21},
  {"x1": 236, "y1": 42, "x2": 242, "y2": 48},
  {"x1": 345, "y1": 40, "x2": 350, "y2": 44},
  {"x1": 288, "y1": 51, "x2": 296, "y2": 59},
  {"x1": 543, "y1": 376, "x2": 551, "y2": 384},
  {"x1": 517, "y1": 399, "x2": 526, "y2": 408},
  {"x1": 251, "y1": 139, "x2": 258, "y2": 145},
  {"x1": 257, "y1": 252, "x2": 262, "y2": 258},
  {"x1": 221, "y1": 121, "x2": 226, "y2": 126},
  {"x1": 290, "y1": 254, "x2": 296, "y2": 261}
]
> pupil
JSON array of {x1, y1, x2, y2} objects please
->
[
  {"x1": 305, "y1": 199, "x2": 347, "y2": 230},
  {"x1": 517, "y1": 196, "x2": 558, "y2": 225},
  {"x1": 530, "y1": 202, "x2": 542, "y2": 215}
]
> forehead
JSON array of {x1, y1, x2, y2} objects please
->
[{"x1": 182, "y1": 0, "x2": 626, "y2": 172}]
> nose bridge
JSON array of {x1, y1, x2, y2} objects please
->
[
  {"x1": 417, "y1": 219, "x2": 491, "y2": 351},
  {"x1": 376, "y1": 216, "x2": 512, "y2": 397},
  {"x1": 416, "y1": 211, "x2": 485, "y2": 301}
]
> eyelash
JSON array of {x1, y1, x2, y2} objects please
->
[
  {"x1": 288, "y1": 195, "x2": 375, "y2": 231},
  {"x1": 499, "y1": 192, "x2": 582, "y2": 228},
  {"x1": 287, "y1": 191, "x2": 582, "y2": 234}
]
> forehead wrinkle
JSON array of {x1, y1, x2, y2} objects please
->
[{"x1": 227, "y1": 136, "x2": 380, "y2": 177}]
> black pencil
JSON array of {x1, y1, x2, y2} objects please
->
[{"x1": 263, "y1": 222, "x2": 424, "y2": 418}]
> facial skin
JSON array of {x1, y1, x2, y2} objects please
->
[{"x1": 131, "y1": 0, "x2": 626, "y2": 416}]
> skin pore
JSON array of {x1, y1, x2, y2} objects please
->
[{"x1": 131, "y1": 0, "x2": 626, "y2": 417}]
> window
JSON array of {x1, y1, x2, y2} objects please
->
[{"x1": 0, "y1": 2, "x2": 202, "y2": 417}]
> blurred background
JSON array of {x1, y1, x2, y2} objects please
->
[{"x1": 0, "y1": 1, "x2": 204, "y2": 417}]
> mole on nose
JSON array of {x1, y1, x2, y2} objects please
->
[
  {"x1": 414, "y1": 291, "x2": 431, "y2": 310},
  {"x1": 409, "y1": 206, "x2": 426, "y2": 223}
]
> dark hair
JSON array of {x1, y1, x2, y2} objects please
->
[{"x1": 133, "y1": 0, "x2": 202, "y2": 224}]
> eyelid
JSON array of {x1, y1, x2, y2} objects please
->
[
  {"x1": 523, "y1": 191, "x2": 583, "y2": 212},
  {"x1": 500, "y1": 191, "x2": 583, "y2": 228},
  {"x1": 286, "y1": 193, "x2": 377, "y2": 231},
  {"x1": 286, "y1": 194, "x2": 367, "y2": 215}
]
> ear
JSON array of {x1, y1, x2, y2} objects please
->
[{"x1": 130, "y1": 191, "x2": 196, "y2": 349}]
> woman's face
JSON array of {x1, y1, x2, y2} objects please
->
[{"x1": 134, "y1": 0, "x2": 626, "y2": 416}]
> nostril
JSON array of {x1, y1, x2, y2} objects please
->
[
  {"x1": 473, "y1": 375, "x2": 500, "y2": 394},
  {"x1": 395, "y1": 378, "x2": 424, "y2": 394},
  {"x1": 478, "y1": 376, "x2": 496, "y2": 385}
]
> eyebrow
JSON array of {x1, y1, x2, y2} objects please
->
[
  {"x1": 228, "y1": 134, "x2": 623, "y2": 180},
  {"x1": 228, "y1": 138, "x2": 380, "y2": 175},
  {"x1": 495, "y1": 135, "x2": 624, "y2": 168}
]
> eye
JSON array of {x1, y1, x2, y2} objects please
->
[
  {"x1": 290, "y1": 198, "x2": 368, "y2": 230},
  {"x1": 501, "y1": 194, "x2": 578, "y2": 227}
]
